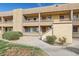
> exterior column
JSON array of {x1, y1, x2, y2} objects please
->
[
  {"x1": 13, "y1": 9, "x2": 23, "y2": 32},
  {"x1": 1, "y1": 16, "x2": 4, "y2": 33},
  {"x1": 38, "y1": 13, "x2": 41, "y2": 36},
  {"x1": 70, "y1": 10, "x2": 73, "y2": 21},
  {"x1": 70, "y1": 10, "x2": 73, "y2": 43},
  {"x1": 1, "y1": 16, "x2": 4, "y2": 23}
]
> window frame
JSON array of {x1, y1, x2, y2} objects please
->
[
  {"x1": 73, "y1": 26, "x2": 78, "y2": 32},
  {"x1": 60, "y1": 15, "x2": 65, "y2": 20}
]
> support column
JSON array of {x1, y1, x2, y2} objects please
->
[
  {"x1": 70, "y1": 10, "x2": 73, "y2": 21},
  {"x1": 1, "y1": 16, "x2": 4, "y2": 23},
  {"x1": 70, "y1": 10, "x2": 73, "y2": 33},
  {"x1": 0, "y1": 16, "x2": 4, "y2": 38},
  {"x1": 1, "y1": 16, "x2": 4, "y2": 33},
  {"x1": 38, "y1": 13, "x2": 41, "y2": 36},
  {"x1": 13, "y1": 9, "x2": 23, "y2": 32},
  {"x1": 70, "y1": 10, "x2": 73, "y2": 43}
]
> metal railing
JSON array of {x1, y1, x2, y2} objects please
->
[
  {"x1": 23, "y1": 19, "x2": 53, "y2": 23},
  {"x1": 73, "y1": 18, "x2": 79, "y2": 21},
  {"x1": 3, "y1": 21, "x2": 13, "y2": 23}
]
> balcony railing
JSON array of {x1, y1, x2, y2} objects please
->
[
  {"x1": 73, "y1": 18, "x2": 79, "y2": 21},
  {"x1": 23, "y1": 20, "x2": 39, "y2": 22},
  {"x1": 40, "y1": 19, "x2": 53, "y2": 22},
  {"x1": 23, "y1": 19, "x2": 53, "y2": 23},
  {"x1": 0, "y1": 21, "x2": 13, "y2": 24},
  {"x1": 3, "y1": 20, "x2": 13, "y2": 24}
]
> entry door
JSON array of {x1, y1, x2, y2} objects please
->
[
  {"x1": 4, "y1": 27, "x2": 12, "y2": 32},
  {"x1": 41, "y1": 27, "x2": 47, "y2": 33}
]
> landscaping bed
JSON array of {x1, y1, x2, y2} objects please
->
[{"x1": 0, "y1": 40, "x2": 47, "y2": 56}]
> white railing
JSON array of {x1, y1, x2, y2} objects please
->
[
  {"x1": 73, "y1": 18, "x2": 79, "y2": 21},
  {"x1": 23, "y1": 19, "x2": 39, "y2": 22},
  {"x1": 4, "y1": 21, "x2": 13, "y2": 23},
  {"x1": 23, "y1": 19, "x2": 53, "y2": 23}
]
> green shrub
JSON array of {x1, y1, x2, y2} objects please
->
[
  {"x1": 46, "y1": 35, "x2": 57, "y2": 44},
  {"x1": 17, "y1": 31, "x2": 23, "y2": 37},
  {"x1": 58, "y1": 37, "x2": 67, "y2": 45},
  {"x1": 2, "y1": 31, "x2": 23, "y2": 40}
]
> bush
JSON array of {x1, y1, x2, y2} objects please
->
[
  {"x1": 17, "y1": 31, "x2": 23, "y2": 37},
  {"x1": 58, "y1": 37, "x2": 66, "y2": 45},
  {"x1": 2, "y1": 31, "x2": 23, "y2": 40},
  {"x1": 46, "y1": 35, "x2": 57, "y2": 44}
]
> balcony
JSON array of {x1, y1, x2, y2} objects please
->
[
  {"x1": 0, "y1": 16, "x2": 13, "y2": 26},
  {"x1": 40, "y1": 20, "x2": 53, "y2": 26},
  {"x1": 3, "y1": 20, "x2": 13, "y2": 26},
  {"x1": 23, "y1": 19, "x2": 39, "y2": 26},
  {"x1": 23, "y1": 19, "x2": 53, "y2": 26}
]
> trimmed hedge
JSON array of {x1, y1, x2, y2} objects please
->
[
  {"x1": 46, "y1": 35, "x2": 57, "y2": 44},
  {"x1": 2, "y1": 31, "x2": 23, "y2": 40}
]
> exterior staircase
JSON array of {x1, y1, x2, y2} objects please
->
[{"x1": 41, "y1": 28, "x2": 53, "y2": 41}]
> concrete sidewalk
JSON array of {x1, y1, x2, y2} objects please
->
[{"x1": 8, "y1": 36, "x2": 78, "y2": 56}]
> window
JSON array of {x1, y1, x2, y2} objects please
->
[
  {"x1": 4, "y1": 27, "x2": 13, "y2": 32},
  {"x1": 0, "y1": 18, "x2": 2, "y2": 22},
  {"x1": 73, "y1": 14, "x2": 79, "y2": 20},
  {"x1": 5, "y1": 19, "x2": 8, "y2": 21},
  {"x1": 27, "y1": 18, "x2": 31, "y2": 21},
  {"x1": 73, "y1": 26, "x2": 78, "y2": 32},
  {"x1": 8, "y1": 27, "x2": 13, "y2": 31},
  {"x1": 60, "y1": 15, "x2": 64, "y2": 19},
  {"x1": 0, "y1": 27, "x2": 1, "y2": 30},
  {"x1": 24, "y1": 27, "x2": 38, "y2": 32},
  {"x1": 48, "y1": 16, "x2": 52, "y2": 20},
  {"x1": 0, "y1": 19, "x2": 1, "y2": 22},
  {"x1": 32, "y1": 27, "x2": 38, "y2": 32},
  {"x1": 24, "y1": 27, "x2": 30, "y2": 32}
]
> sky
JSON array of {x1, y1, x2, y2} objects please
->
[{"x1": 0, "y1": 3, "x2": 59, "y2": 11}]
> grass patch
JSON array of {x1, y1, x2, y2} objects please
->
[{"x1": 0, "y1": 40, "x2": 48, "y2": 56}]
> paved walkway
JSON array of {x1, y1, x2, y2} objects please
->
[
  {"x1": 68, "y1": 38, "x2": 79, "y2": 49},
  {"x1": 8, "y1": 36, "x2": 78, "y2": 56}
]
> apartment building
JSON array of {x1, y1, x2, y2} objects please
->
[{"x1": 0, "y1": 3, "x2": 79, "y2": 43}]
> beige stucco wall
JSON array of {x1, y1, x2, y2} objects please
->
[
  {"x1": 13, "y1": 9, "x2": 23, "y2": 32},
  {"x1": 23, "y1": 4, "x2": 79, "y2": 14},
  {"x1": 0, "y1": 4, "x2": 79, "y2": 16},
  {"x1": 0, "y1": 3, "x2": 78, "y2": 40},
  {"x1": 53, "y1": 15, "x2": 60, "y2": 22},
  {"x1": 53, "y1": 22, "x2": 72, "y2": 43}
]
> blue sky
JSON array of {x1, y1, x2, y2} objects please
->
[{"x1": 0, "y1": 3, "x2": 59, "y2": 11}]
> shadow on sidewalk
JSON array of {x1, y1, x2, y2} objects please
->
[{"x1": 64, "y1": 47, "x2": 79, "y2": 55}]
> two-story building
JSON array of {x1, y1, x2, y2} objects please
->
[{"x1": 0, "y1": 3, "x2": 79, "y2": 43}]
